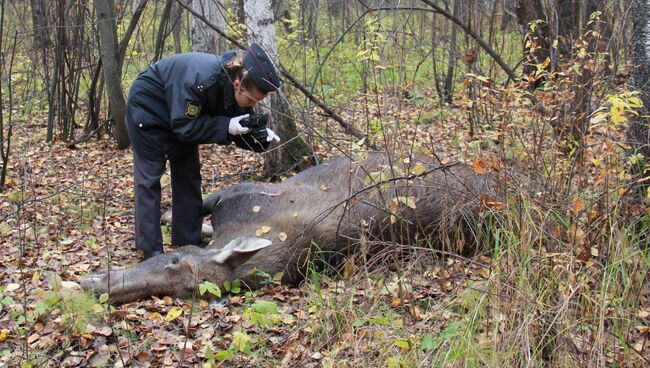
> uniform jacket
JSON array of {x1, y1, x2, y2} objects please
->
[{"x1": 126, "y1": 51, "x2": 254, "y2": 161}]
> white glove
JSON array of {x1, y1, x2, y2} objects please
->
[
  {"x1": 265, "y1": 128, "x2": 280, "y2": 142},
  {"x1": 228, "y1": 114, "x2": 251, "y2": 135}
]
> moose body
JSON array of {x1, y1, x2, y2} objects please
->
[{"x1": 82, "y1": 151, "x2": 495, "y2": 304}]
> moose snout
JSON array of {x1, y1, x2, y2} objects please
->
[{"x1": 81, "y1": 273, "x2": 108, "y2": 294}]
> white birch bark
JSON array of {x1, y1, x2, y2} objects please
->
[
  {"x1": 244, "y1": 0, "x2": 278, "y2": 60},
  {"x1": 243, "y1": 0, "x2": 280, "y2": 114},
  {"x1": 244, "y1": 0, "x2": 312, "y2": 177},
  {"x1": 191, "y1": 0, "x2": 227, "y2": 54}
]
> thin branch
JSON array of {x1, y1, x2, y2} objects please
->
[
  {"x1": 173, "y1": 0, "x2": 369, "y2": 143},
  {"x1": 419, "y1": 0, "x2": 517, "y2": 81}
]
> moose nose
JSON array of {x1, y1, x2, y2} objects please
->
[{"x1": 81, "y1": 274, "x2": 105, "y2": 291}]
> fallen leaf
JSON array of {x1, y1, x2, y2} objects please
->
[
  {"x1": 165, "y1": 306, "x2": 183, "y2": 322},
  {"x1": 472, "y1": 157, "x2": 491, "y2": 174},
  {"x1": 28, "y1": 333, "x2": 40, "y2": 344},
  {"x1": 253, "y1": 206, "x2": 261, "y2": 213},
  {"x1": 97, "y1": 327, "x2": 112, "y2": 336},
  {"x1": 571, "y1": 197, "x2": 585, "y2": 214},
  {"x1": 278, "y1": 232, "x2": 287, "y2": 242}
]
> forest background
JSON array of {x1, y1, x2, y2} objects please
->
[{"x1": 0, "y1": 0, "x2": 648, "y2": 367}]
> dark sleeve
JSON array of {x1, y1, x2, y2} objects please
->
[
  {"x1": 173, "y1": 113, "x2": 232, "y2": 145},
  {"x1": 166, "y1": 80, "x2": 233, "y2": 145}
]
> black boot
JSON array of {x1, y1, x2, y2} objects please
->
[{"x1": 142, "y1": 249, "x2": 164, "y2": 261}]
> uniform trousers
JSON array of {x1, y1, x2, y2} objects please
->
[{"x1": 133, "y1": 147, "x2": 203, "y2": 253}]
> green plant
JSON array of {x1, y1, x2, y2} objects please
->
[{"x1": 33, "y1": 276, "x2": 102, "y2": 336}]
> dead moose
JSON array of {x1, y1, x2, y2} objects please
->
[{"x1": 82, "y1": 151, "x2": 497, "y2": 304}]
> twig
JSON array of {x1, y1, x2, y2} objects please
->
[{"x1": 173, "y1": 0, "x2": 370, "y2": 146}]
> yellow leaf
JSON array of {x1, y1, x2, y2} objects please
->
[
  {"x1": 232, "y1": 330, "x2": 251, "y2": 352},
  {"x1": 0, "y1": 329, "x2": 8, "y2": 341},
  {"x1": 165, "y1": 306, "x2": 183, "y2": 322},
  {"x1": 409, "y1": 306, "x2": 424, "y2": 320},
  {"x1": 255, "y1": 228, "x2": 263, "y2": 237},
  {"x1": 320, "y1": 184, "x2": 329, "y2": 191},
  {"x1": 472, "y1": 157, "x2": 490, "y2": 174},
  {"x1": 571, "y1": 198, "x2": 585, "y2": 214},
  {"x1": 629, "y1": 96, "x2": 643, "y2": 108},
  {"x1": 292, "y1": 212, "x2": 298, "y2": 218},
  {"x1": 479, "y1": 268, "x2": 491, "y2": 278},
  {"x1": 278, "y1": 233, "x2": 287, "y2": 242},
  {"x1": 343, "y1": 257, "x2": 356, "y2": 279},
  {"x1": 577, "y1": 47, "x2": 587, "y2": 59},
  {"x1": 252, "y1": 206, "x2": 261, "y2": 213},
  {"x1": 389, "y1": 198, "x2": 400, "y2": 212},
  {"x1": 397, "y1": 196, "x2": 416, "y2": 209},
  {"x1": 261, "y1": 226, "x2": 271, "y2": 234},
  {"x1": 411, "y1": 163, "x2": 426, "y2": 175}
]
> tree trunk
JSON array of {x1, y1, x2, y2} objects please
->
[
  {"x1": 443, "y1": 0, "x2": 460, "y2": 104},
  {"x1": 513, "y1": 0, "x2": 551, "y2": 85},
  {"x1": 171, "y1": 0, "x2": 185, "y2": 53},
  {"x1": 94, "y1": 0, "x2": 130, "y2": 149},
  {"x1": 191, "y1": 0, "x2": 226, "y2": 54},
  {"x1": 244, "y1": 0, "x2": 312, "y2": 177},
  {"x1": 152, "y1": 0, "x2": 174, "y2": 62},
  {"x1": 628, "y1": 0, "x2": 650, "y2": 192},
  {"x1": 29, "y1": 0, "x2": 51, "y2": 49},
  {"x1": 301, "y1": 0, "x2": 318, "y2": 42}
]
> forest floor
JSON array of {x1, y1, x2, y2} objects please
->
[{"x1": 1, "y1": 91, "x2": 648, "y2": 367}]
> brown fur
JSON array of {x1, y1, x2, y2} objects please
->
[{"x1": 82, "y1": 151, "x2": 495, "y2": 304}]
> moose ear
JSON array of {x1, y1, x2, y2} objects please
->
[{"x1": 210, "y1": 237, "x2": 272, "y2": 268}]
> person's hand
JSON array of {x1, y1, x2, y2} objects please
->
[
  {"x1": 228, "y1": 114, "x2": 251, "y2": 135},
  {"x1": 264, "y1": 128, "x2": 280, "y2": 142}
]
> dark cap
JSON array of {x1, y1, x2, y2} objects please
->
[{"x1": 243, "y1": 43, "x2": 281, "y2": 93}]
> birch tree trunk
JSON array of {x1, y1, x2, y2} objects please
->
[
  {"x1": 244, "y1": 0, "x2": 312, "y2": 177},
  {"x1": 192, "y1": 0, "x2": 226, "y2": 54},
  {"x1": 94, "y1": 0, "x2": 130, "y2": 149},
  {"x1": 628, "y1": 0, "x2": 650, "y2": 193}
]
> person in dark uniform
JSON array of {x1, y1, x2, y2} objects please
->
[{"x1": 125, "y1": 43, "x2": 281, "y2": 260}]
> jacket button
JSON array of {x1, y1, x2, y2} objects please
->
[{"x1": 138, "y1": 123, "x2": 143, "y2": 128}]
